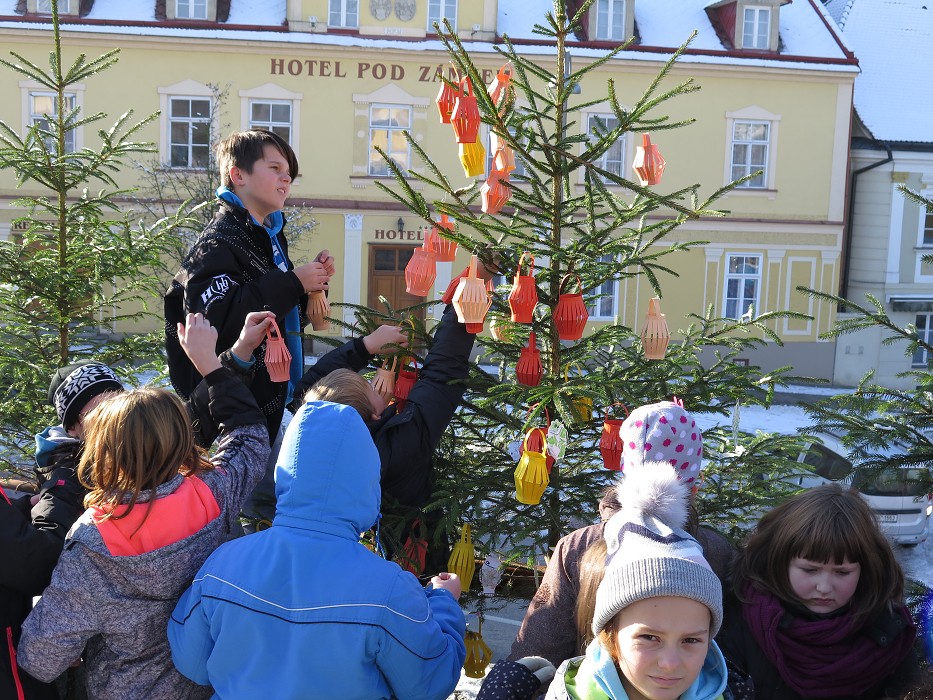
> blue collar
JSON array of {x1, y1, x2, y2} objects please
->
[{"x1": 216, "y1": 186, "x2": 284, "y2": 237}]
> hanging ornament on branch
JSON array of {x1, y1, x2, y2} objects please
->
[
  {"x1": 641, "y1": 296, "x2": 670, "y2": 360},
  {"x1": 633, "y1": 133, "x2": 666, "y2": 186}
]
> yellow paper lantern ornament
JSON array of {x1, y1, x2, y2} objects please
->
[
  {"x1": 447, "y1": 523, "x2": 476, "y2": 592},
  {"x1": 464, "y1": 624, "x2": 493, "y2": 678},
  {"x1": 641, "y1": 296, "x2": 671, "y2": 360},
  {"x1": 514, "y1": 431, "x2": 549, "y2": 505},
  {"x1": 458, "y1": 132, "x2": 486, "y2": 178}
]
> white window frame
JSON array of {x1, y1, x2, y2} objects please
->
[
  {"x1": 368, "y1": 104, "x2": 412, "y2": 177},
  {"x1": 742, "y1": 5, "x2": 771, "y2": 50},
  {"x1": 724, "y1": 106, "x2": 780, "y2": 192},
  {"x1": 722, "y1": 253, "x2": 762, "y2": 320},
  {"x1": 158, "y1": 80, "x2": 216, "y2": 169},
  {"x1": 29, "y1": 91, "x2": 76, "y2": 153},
  {"x1": 922, "y1": 207, "x2": 933, "y2": 248},
  {"x1": 175, "y1": 0, "x2": 208, "y2": 20},
  {"x1": 586, "y1": 113, "x2": 626, "y2": 183},
  {"x1": 329, "y1": 0, "x2": 359, "y2": 28},
  {"x1": 168, "y1": 97, "x2": 212, "y2": 169},
  {"x1": 595, "y1": 0, "x2": 625, "y2": 41},
  {"x1": 587, "y1": 254, "x2": 619, "y2": 320},
  {"x1": 36, "y1": 0, "x2": 70, "y2": 13},
  {"x1": 239, "y1": 84, "x2": 303, "y2": 158},
  {"x1": 913, "y1": 313, "x2": 933, "y2": 368},
  {"x1": 428, "y1": 0, "x2": 457, "y2": 33},
  {"x1": 19, "y1": 80, "x2": 85, "y2": 153}
]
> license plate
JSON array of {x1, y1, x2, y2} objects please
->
[{"x1": 878, "y1": 514, "x2": 897, "y2": 523}]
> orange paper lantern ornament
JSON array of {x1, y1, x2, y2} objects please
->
[
  {"x1": 452, "y1": 255, "x2": 490, "y2": 325},
  {"x1": 404, "y1": 239, "x2": 437, "y2": 297},
  {"x1": 514, "y1": 430, "x2": 550, "y2": 505},
  {"x1": 492, "y1": 137, "x2": 517, "y2": 174},
  {"x1": 553, "y1": 273, "x2": 589, "y2": 341},
  {"x1": 458, "y1": 132, "x2": 486, "y2": 177},
  {"x1": 393, "y1": 356, "x2": 418, "y2": 410},
  {"x1": 263, "y1": 319, "x2": 292, "y2": 383},
  {"x1": 447, "y1": 523, "x2": 476, "y2": 591},
  {"x1": 633, "y1": 133, "x2": 666, "y2": 186},
  {"x1": 508, "y1": 252, "x2": 538, "y2": 323},
  {"x1": 435, "y1": 67, "x2": 459, "y2": 124},
  {"x1": 399, "y1": 519, "x2": 428, "y2": 576},
  {"x1": 516, "y1": 332, "x2": 543, "y2": 387},
  {"x1": 599, "y1": 405, "x2": 629, "y2": 471},
  {"x1": 487, "y1": 61, "x2": 513, "y2": 105},
  {"x1": 371, "y1": 356, "x2": 397, "y2": 405},
  {"x1": 450, "y1": 76, "x2": 481, "y2": 144},
  {"x1": 306, "y1": 290, "x2": 330, "y2": 332},
  {"x1": 464, "y1": 280, "x2": 493, "y2": 334},
  {"x1": 441, "y1": 263, "x2": 470, "y2": 305},
  {"x1": 464, "y1": 623, "x2": 493, "y2": 678},
  {"x1": 429, "y1": 213, "x2": 458, "y2": 262},
  {"x1": 488, "y1": 313, "x2": 513, "y2": 342},
  {"x1": 641, "y1": 296, "x2": 671, "y2": 360},
  {"x1": 480, "y1": 167, "x2": 511, "y2": 215}
]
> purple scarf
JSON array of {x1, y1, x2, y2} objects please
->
[{"x1": 742, "y1": 584, "x2": 915, "y2": 697}]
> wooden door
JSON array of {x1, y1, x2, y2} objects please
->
[{"x1": 368, "y1": 245, "x2": 426, "y2": 322}]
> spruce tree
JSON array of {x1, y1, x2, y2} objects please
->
[
  {"x1": 364, "y1": 0, "x2": 811, "y2": 569},
  {"x1": 0, "y1": 0, "x2": 187, "y2": 474}
]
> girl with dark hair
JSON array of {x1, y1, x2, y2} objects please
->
[{"x1": 718, "y1": 483, "x2": 919, "y2": 699}]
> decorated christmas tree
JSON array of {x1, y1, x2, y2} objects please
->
[{"x1": 335, "y1": 0, "x2": 812, "y2": 578}]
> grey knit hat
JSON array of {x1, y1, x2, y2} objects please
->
[
  {"x1": 49, "y1": 361, "x2": 123, "y2": 430},
  {"x1": 592, "y1": 462, "x2": 723, "y2": 637}
]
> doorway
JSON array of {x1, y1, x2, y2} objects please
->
[{"x1": 367, "y1": 245, "x2": 426, "y2": 323}]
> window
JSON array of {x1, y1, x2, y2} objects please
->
[
  {"x1": 169, "y1": 97, "x2": 211, "y2": 168},
  {"x1": 37, "y1": 0, "x2": 69, "y2": 12},
  {"x1": 249, "y1": 100, "x2": 292, "y2": 144},
  {"x1": 428, "y1": 0, "x2": 456, "y2": 32},
  {"x1": 913, "y1": 313, "x2": 933, "y2": 368},
  {"x1": 369, "y1": 105, "x2": 411, "y2": 177},
  {"x1": 587, "y1": 255, "x2": 619, "y2": 320},
  {"x1": 595, "y1": 0, "x2": 625, "y2": 41},
  {"x1": 329, "y1": 0, "x2": 359, "y2": 28},
  {"x1": 923, "y1": 210, "x2": 933, "y2": 247},
  {"x1": 30, "y1": 92, "x2": 75, "y2": 153},
  {"x1": 723, "y1": 254, "x2": 761, "y2": 319},
  {"x1": 176, "y1": 0, "x2": 207, "y2": 19},
  {"x1": 731, "y1": 120, "x2": 770, "y2": 188},
  {"x1": 742, "y1": 6, "x2": 771, "y2": 50},
  {"x1": 587, "y1": 114, "x2": 625, "y2": 181}
]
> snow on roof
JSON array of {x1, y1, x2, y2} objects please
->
[
  {"x1": 834, "y1": 0, "x2": 933, "y2": 143},
  {"x1": 0, "y1": 0, "x2": 853, "y2": 71}
]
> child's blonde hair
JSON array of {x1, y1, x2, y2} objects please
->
[
  {"x1": 305, "y1": 369, "x2": 373, "y2": 423},
  {"x1": 733, "y1": 483, "x2": 905, "y2": 627},
  {"x1": 79, "y1": 386, "x2": 210, "y2": 521},
  {"x1": 576, "y1": 537, "x2": 608, "y2": 655}
]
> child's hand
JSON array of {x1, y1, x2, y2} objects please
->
[
  {"x1": 315, "y1": 249, "x2": 336, "y2": 277},
  {"x1": 177, "y1": 313, "x2": 222, "y2": 377},
  {"x1": 363, "y1": 325, "x2": 408, "y2": 355},
  {"x1": 430, "y1": 572, "x2": 461, "y2": 600},
  {"x1": 293, "y1": 261, "x2": 330, "y2": 292},
  {"x1": 231, "y1": 311, "x2": 276, "y2": 362}
]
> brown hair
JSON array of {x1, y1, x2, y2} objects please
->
[
  {"x1": 577, "y1": 537, "x2": 608, "y2": 655},
  {"x1": 305, "y1": 369, "x2": 373, "y2": 423},
  {"x1": 216, "y1": 128, "x2": 299, "y2": 189},
  {"x1": 79, "y1": 386, "x2": 211, "y2": 523},
  {"x1": 732, "y1": 483, "x2": 905, "y2": 626}
]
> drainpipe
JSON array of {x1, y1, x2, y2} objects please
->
[{"x1": 840, "y1": 139, "x2": 892, "y2": 306}]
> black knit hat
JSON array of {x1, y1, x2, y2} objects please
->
[{"x1": 48, "y1": 361, "x2": 123, "y2": 430}]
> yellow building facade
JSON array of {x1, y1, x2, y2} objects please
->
[{"x1": 0, "y1": 0, "x2": 857, "y2": 379}]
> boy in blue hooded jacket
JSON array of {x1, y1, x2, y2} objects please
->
[{"x1": 168, "y1": 400, "x2": 466, "y2": 700}]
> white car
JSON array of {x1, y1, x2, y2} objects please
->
[{"x1": 790, "y1": 433, "x2": 931, "y2": 546}]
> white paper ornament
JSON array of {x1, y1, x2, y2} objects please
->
[
  {"x1": 546, "y1": 420, "x2": 568, "y2": 460},
  {"x1": 479, "y1": 553, "x2": 503, "y2": 596}
]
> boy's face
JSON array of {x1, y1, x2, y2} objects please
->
[
  {"x1": 230, "y1": 143, "x2": 292, "y2": 221},
  {"x1": 611, "y1": 596, "x2": 711, "y2": 700}
]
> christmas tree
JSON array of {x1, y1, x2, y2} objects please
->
[{"x1": 349, "y1": 0, "x2": 814, "y2": 576}]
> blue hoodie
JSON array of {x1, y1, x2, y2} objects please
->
[{"x1": 168, "y1": 401, "x2": 466, "y2": 700}]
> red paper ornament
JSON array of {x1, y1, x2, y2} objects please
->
[
  {"x1": 480, "y1": 167, "x2": 511, "y2": 215},
  {"x1": 516, "y1": 332, "x2": 543, "y2": 387},
  {"x1": 393, "y1": 356, "x2": 418, "y2": 411},
  {"x1": 435, "y1": 70, "x2": 459, "y2": 124},
  {"x1": 523, "y1": 425, "x2": 555, "y2": 474},
  {"x1": 599, "y1": 418, "x2": 625, "y2": 471},
  {"x1": 441, "y1": 264, "x2": 470, "y2": 305},
  {"x1": 553, "y1": 273, "x2": 589, "y2": 341},
  {"x1": 491, "y1": 131, "x2": 516, "y2": 174},
  {"x1": 263, "y1": 319, "x2": 292, "y2": 383},
  {"x1": 508, "y1": 252, "x2": 538, "y2": 324},
  {"x1": 400, "y1": 519, "x2": 428, "y2": 575},
  {"x1": 404, "y1": 239, "x2": 437, "y2": 297},
  {"x1": 488, "y1": 62, "x2": 513, "y2": 105},
  {"x1": 633, "y1": 133, "x2": 666, "y2": 186},
  {"x1": 450, "y1": 76, "x2": 481, "y2": 144}
]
